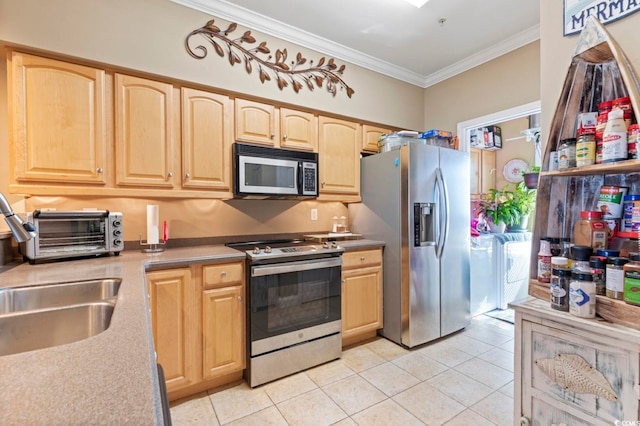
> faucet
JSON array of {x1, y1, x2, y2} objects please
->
[{"x1": 0, "y1": 192, "x2": 36, "y2": 243}]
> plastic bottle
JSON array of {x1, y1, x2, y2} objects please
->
[
  {"x1": 537, "y1": 238, "x2": 552, "y2": 283},
  {"x1": 550, "y1": 268, "x2": 572, "y2": 311},
  {"x1": 570, "y1": 271, "x2": 596, "y2": 318},
  {"x1": 602, "y1": 108, "x2": 628, "y2": 163},
  {"x1": 574, "y1": 210, "x2": 607, "y2": 250},
  {"x1": 571, "y1": 245, "x2": 593, "y2": 272}
]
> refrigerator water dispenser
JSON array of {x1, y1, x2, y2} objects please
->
[{"x1": 413, "y1": 202, "x2": 435, "y2": 246}]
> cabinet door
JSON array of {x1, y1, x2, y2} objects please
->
[
  {"x1": 362, "y1": 124, "x2": 390, "y2": 154},
  {"x1": 202, "y1": 285, "x2": 245, "y2": 380},
  {"x1": 318, "y1": 116, "x2": 361, "y2": 199},
  {"x1": 520, "y1": 319, "x2": 640, "y2": 424},
  {"x1": 280, "y1": 108, "x2": 317, "y2": 152},
  {"x1": 115, "y1": 74, "x2": 175, "y2": 187},
  {"x1": 342, "y1": 265, "x2": 383, "y2": 342},
  {"x1": 146, "y1": 268, "x2": 197, "y2": 393},
  {"x1": 235, "y1": 98, "x2": 278, "y2": 146},
  {"x1": 181, "y1": 88, "x2": 233, "y2": 193},
  {"x1": 470, "y1": 148, "x2": 495, "y2": 197},
  {"x1": 9, "y1": 52, "x2": 107, "y2": 184}
]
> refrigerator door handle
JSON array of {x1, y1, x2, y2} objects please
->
[{"x1": 435, "y1": 167, "x2": 448, "y2": 258}]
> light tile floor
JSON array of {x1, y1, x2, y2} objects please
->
[{"x1": 170, "y1": 313, "x2": 515, "y2": 426}]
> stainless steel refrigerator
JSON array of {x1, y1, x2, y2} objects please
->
[{"x1": 349, "y1": 142, "x2": 470, "y2": 347}]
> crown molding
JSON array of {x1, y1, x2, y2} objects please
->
[{"x1": 172, "y1": 0, "x2": 539, "y2": 88}]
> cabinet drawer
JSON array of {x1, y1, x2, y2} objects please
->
[
  {"x1": 203, "y1": 262, "x2": 243, "y2": 288},
  {"x1": 342, "y1": 249, "x2": 382, "y2": 269}
]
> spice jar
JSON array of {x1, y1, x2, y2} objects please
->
[
  {"x1": 628, "y1": 123, "x2": 639, "y2": 160},
  {"x1": 612, "y1": 96, "x2": 633, "y2": 127},
  {"x1": 576, "y1": 128, "x2": 596, "y2": 167},
  {"x1": 571, "y1": 245, "x2": 593, "y2": 272},
  {"x1": 570, "y1": 271, "x2": 596, "y2": 318},
  {"x1": 574, "y1": 210, "x2": 608, "y2": 250},
  {"x1": 558, "y1": 138, "x2": 577, "y2": 170},
  {"x1": 560, "y1": 238, "x2": 573, "y2": 268},
  {"x1": 537, "y1": 238, "x2": 553, "y2": 283},
  {"x1": 551, "y1": 256, "x2": 569, "y2": 270},
  {"x1": 620, "y1": 236, "x2": 640, "y2": 258},
  {"x1": 548, "y1": 237, "x2": 561, "y2": 256},
  {"x1": 590, "y1": 256, "x2": 606, "y2": 295},
  {"x1": 602, "y1": 108, "x2": 628, "y2": 163},
  {"x1": 624, "y1": 252, "x2": 640, "y2": 306},
  {"x1": 550, "y1": 268, "x2": 572, "y2": 311},
  {"x1": 598, "y1": 100, "x2": 613, "y2": 116},
  {"x1": 606, "y1": 257, "x2": 629, "y2": 300}
]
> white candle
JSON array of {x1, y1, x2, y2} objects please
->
[{"x1": 147, "y1": 205, "x2": 159, "y2": 244}]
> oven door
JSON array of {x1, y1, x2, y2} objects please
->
[
  {"x1": 249, "y1": 257, "x2": 341, "y2": 355},
  {"x1": 238, "y1": 155, "x2": 300, "y2": 196}
]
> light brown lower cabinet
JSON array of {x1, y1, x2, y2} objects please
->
[
  {"x1": 341, "y1": 248, "x2": 383, "y2": 347},
  {"x1": 146, "y1": 260, "x2": 245, "y2": 400}
]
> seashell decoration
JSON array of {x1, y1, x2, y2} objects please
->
[{"x1": 535, "y1": 353, "x2": 618, "y2": 401}]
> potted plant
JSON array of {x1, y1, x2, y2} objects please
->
[
  {"x1": 523, "y1": 165, "x2": 541, "y2": 189},
  {"x1": 477, "y1": 185, "x2": 520, "y2": 233},
  {"x1": 507, "y1": 181, "x2": 537, "y2": 231}
]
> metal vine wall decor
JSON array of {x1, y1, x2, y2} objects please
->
[{"x1": 185, "y1": 20, "x2": 355, "y2": 98}]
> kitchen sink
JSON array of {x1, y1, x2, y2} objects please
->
[
  {"x1": 0, "y1": 278, "x2": 121, "y2": 315},
  {"x1": 0, "y1": 301, "x2": 116, "y2": 356}
]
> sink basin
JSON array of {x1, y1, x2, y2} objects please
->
[
  {"x1": 0, "y1": 301, "x2": 115, "y2": 356},
  {"x1": 0, "y1": 278, "x2": 121, "y2": 315}
]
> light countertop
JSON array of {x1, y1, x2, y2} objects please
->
[{"x1": 0, "y1": 239, "x2": 384, "y2": 424}]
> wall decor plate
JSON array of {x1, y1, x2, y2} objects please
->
[{"x1": 503, "y1": 159, "x2": 528, "y2": 183}]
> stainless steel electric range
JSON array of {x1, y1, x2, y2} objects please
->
[{"x1": 227, "y1": 239, "x2": 343, "y2": 387}]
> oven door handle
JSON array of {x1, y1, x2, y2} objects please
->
[{"x1": 251, "y1": 257, "x2": 342, "y2": 277}]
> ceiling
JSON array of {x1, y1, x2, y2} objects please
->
[{"x1": 172, "y1": 0, "x2": 540, "y2": 88}]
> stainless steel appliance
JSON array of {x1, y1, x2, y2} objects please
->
[
  {"x1": 233, "y1": 143, "x2": 318, "y2": 199},
  {"x1": 349, "y1": 142, "x2": 470, "y2": 347},
  {"x1": 228, "y1": 240, "x2": 342, "y2": 387},
  {"x1": 22, "y1": 210, "x2": 123, "y2": 263}
]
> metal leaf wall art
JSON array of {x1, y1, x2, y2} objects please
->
[{"x1": 186, "y1": 20, "x2": 355, "y2": 98}]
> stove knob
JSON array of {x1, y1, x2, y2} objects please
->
[
  {"x1": 322, "y1": 242, "x2": 329, "y2": 249},
  {"x1": 252, "y1": 247, "x2": 260, "y2": 254},
  {"x1": 264, "y1": 246, "x2": 272, "y2": 253},
  {"x1": 331, "y1": 242, "x2": 338, "y2": 249}
]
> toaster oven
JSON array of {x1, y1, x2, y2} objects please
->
[{"x1": 22, "y1": 210, "x2": 124, "y2": 263}]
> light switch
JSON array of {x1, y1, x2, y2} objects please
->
[{"x1": 311, "y1": 209, "x2": 318, "y2": 221}]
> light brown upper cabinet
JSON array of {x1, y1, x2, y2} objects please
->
[
  {"x1": 280, "y1": 108, "x2": 318, "y2": 152},
  {"x1": 115, "y1": 73, "x2": 175, "y2": 188},
  {"x1": 8, "y1": 51, "x2": 107, "y2": 184},
  {"x1": 181, "y1": 88, "x2": 233, "y2": 195},
  {"x1": 235, "y1": 98, "x2": 279, "y2": 146},
  {"x1": 470, "y1": 148, "x2": 496, "y2": 198},
  {"x1": 318, "y1": 116, "x2": 361, "y2": 202},
  {"x1": 362, "y1": 124, "x2": 390, "y2": 154}
]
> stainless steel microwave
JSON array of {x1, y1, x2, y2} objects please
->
[
  {"x1": 22, "y1": 210, "x2": 124, "y2": 263},
  {"x1": 233, "y1": 143, "x2": 318, "y2": 199}
]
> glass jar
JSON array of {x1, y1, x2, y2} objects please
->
[
  {"x1": 624, "y1": 252, "x2": 640, "y2": 306},
  {"x1": 560, "y1": 238, "x2": 573, "y2": 268},
  {"x1": 606, "y1": 257, "x2": 629, "y2": 300},
  {"x1": 590, "y1": 256, "x2": 606, "y2": 295},
  {"x1": 550, "y1": 268, "x2": 572, "y2": 311},
  {"x1": 571, "y1": 245, "x2": 593, "y2": 272},
  {"x1": 620, "y1": 237, "x2": 640, "y2": 258},
  {"x1": 574, "y1": 210, "x2": 608, "y2": 250},
  {"x1": 569, "y1": 271, "x2": 596, "y2": 318},
  {"x1": 551, "y1": 256, "x2": 568, "y2": 270},
  {"x1": 576, "y1": 129, "x2": 596, "y2": 167},
  {"x1": 558, "y1": 138, "x2": 577, "y2": 170},
  {"x1": 548, "y1": 237, "x2": 561, "y2": 256}
]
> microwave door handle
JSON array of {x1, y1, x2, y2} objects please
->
[{"x1": 297, "y1": 162, "x2": 303, "y2": 195}]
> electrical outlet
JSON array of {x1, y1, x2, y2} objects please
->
[{"x1": 311, "y1": 208, "x2": 318, "y2": 221}]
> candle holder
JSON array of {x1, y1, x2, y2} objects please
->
[{"x1": 139, "y1": 234, "x2": 166, "y2": 253}]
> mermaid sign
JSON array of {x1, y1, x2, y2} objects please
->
[{"x1": 564, "y1": 0, "x2": 640, "y2": 35}]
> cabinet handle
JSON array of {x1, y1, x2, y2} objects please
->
[
  {"x1": 341, "y1": 279, "x2": 346, "y2": 283},
  {"x1": 321, "y1": 181, "x2": 325, "y2": 187},
  {"x1": 221, "y1": 271, "x2": 227, "y2": 277},
  {"x1": 520, "y1": 417, "x2": 530, "y2": 426},
  {"x1": 96, "y1": 168, "x2": 103, "y2": 174},
  {"x1": 167, "y1": 172, "x2": 173, "y2": 179},
  {"x1": 270, "y1": 133, "x2": 275, "y2": 139},
  {"x1": 283, "y1": 134, "x2": 288, "y2": 140},
  {"x1": 237, "y1": 296, "x2": 242, "y2": 301},
  {"x1": 185, "y1": 172, "x2": 190, "y2": 179},
  {"x1": 360, "y1": 256, "x2": 365, "y2": 261}
]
